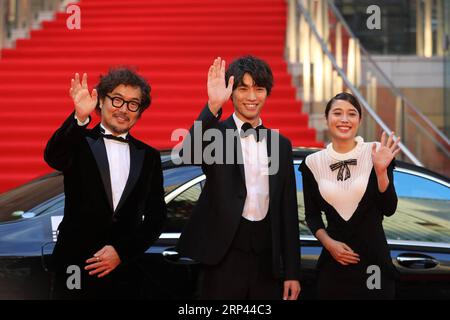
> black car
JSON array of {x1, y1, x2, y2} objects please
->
[{"x1": 0, "y1": 149, "x2": 449, "y2": 299}]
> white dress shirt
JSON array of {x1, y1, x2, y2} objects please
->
[
  {"x1": 100, "y1": 124, "x2": 130, "y2": 211},
  {"x1": 74, "y1": 114, "x2": 130, "y2": 211},
  {"x1": 233, "y1": 113, "x2": 270, "y2": 221}
]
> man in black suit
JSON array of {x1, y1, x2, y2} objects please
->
[
  {"x1": 176, "y1": 56, "x2": 301, "y2": 300},
  {"x1": 44, "y1": 68, "x2": 166, "y2": 299}
]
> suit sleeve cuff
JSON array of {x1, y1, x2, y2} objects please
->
[
  {"x1": 74, "y1": 113, "x2": 90, "y2": 126},
  {"x1": 199, "y1": 103, "x2": 222, "y2": 122}
]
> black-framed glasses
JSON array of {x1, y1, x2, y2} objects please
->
[{"x1": 106, "y1": 94, "x2": 141, "y2": 112}]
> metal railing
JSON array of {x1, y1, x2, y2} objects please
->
[
  {"x1": 332, "y1": 0, "x2": 446, "y2": 57},
  {"x1": 416, "y1": 0, "x2": 446, "y2": 57},
  {"x1": 286, "y1": 0, "x2": 450, "y2": 177},
  {"x1": 0, "y1": 0, "x2": 65, "y2": 55}
]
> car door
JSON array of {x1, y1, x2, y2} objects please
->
[
  {"x1": 0, "y1": 173, "x2": 64, "y2": 299},
  {"x1": 137, "y1": 165, "x2": 204, "y2": 299},
  {"x1": 383, "y1": 167, "x2": 450, "y2": 299},
  {"x1": 294, "y1": 160, "x2": 322, "y2": 300}
]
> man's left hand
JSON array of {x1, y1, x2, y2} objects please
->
[
  {"x1": 283, "y1": 280, "x2": 301, "y2": 300},
  {"x1": 85, "y1": 245, "x2": 121, "y2": 278}
]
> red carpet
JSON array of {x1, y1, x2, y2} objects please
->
[{"x1": 0, "y1": 0, "x2": 321, "y2": 193}]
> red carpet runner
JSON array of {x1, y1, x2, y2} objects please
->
[{"x1": 0, "y1": 0, "x2": 321, "y2": 193}]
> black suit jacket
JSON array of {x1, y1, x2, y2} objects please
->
[
  {"x1": 44, "y1": 113, "x2": 166, "y2": 271},
  {"x1": 176, "y1": 105, "x2": 301, "y2": 281}
]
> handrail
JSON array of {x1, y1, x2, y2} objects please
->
[
  {"x1": 295, "y1": 0, "x2": 422, "y2": 166},
  {"x1": 327, "y1": 0, "x2": 450, "y2": 151},
  {"x1": 0, "y1": 0, "x2": 9, "y2": 55},
  {"x1": 0, "y1": 0, "x2": 66, "y2": 56}
]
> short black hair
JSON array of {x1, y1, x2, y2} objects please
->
[
  {"x1": 225, "y1": 55, "x2": 274, "y2": 96},
  {"x1": 95, "y1": 67, "x2": 151, "y2": 115},
  {"x1": 325, "y1": 92, "x2": 362, "y2": 119}
]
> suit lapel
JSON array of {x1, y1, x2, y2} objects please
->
[
  {"x1": 115, "y1": 136, "x2": 145, "y2": 213},
  {"x1": 86, "y1": 127, "x2": 114, "y2": 212},
  {"x1": 223, "y1": 116, "x2": 245, "y2": 184},
  {"x1": 266, "y1": 129, "x2": 276, "y2": 204},
  {"x1": 86, "y1": 127, "x2": 145, "y2": 214}
]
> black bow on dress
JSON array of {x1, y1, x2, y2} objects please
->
[{"x1": 329, "y1": 159, "x2": 357, "y2": 181}]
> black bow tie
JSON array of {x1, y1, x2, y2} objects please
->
[
  {"x1": 329, "y1": 159, "x2": 357, "y2": 181},
  {"x1": 100, "y1": 127, "x2": 129, "y2": 144},
  {"x1": 240, "y1": 122, "x2": 266, "y2": 142}
]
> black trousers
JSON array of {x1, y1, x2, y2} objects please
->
[
  {"x1": 199, "y1": 214, "x2": 283, "y2": 300},
  {"x1": 198, "y1": 248, "x2": 282, "y2": 300},
  {"x1": 198, "y1": 215, "x2": 281, "y2": 300}
]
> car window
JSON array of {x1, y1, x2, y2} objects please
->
[
  {"x1": 0, "y1": 173, "x2": 64, "y2": 223},
  {"x1": 164, "y1": 182, "x2": 202, "y2": 233},
  {"x1": 383, "y1": 171, "x2": 450, "y2": 243},
  {"x1": 163, "y1": 166, "x2": 203, "y2": 195}
]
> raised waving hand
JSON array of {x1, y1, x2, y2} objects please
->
[
  {"x1": 207, "y1": 57, "x2": 234, "y2": 115},
  {"x1": 70, "y1": 73, "x2": 98, "y2": 122}
]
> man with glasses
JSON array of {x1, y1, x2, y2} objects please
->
[{"x1": 44, "y1": 68, "x2": 167, "y2": 299}]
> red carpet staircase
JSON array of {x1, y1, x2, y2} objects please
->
[{"x1": 0, "y1": 0, "x2": 321, "y2": 193}]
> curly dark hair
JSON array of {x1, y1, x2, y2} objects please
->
[
  {"x1": 225, "y1": 55, "x2": 274, "y2": 96},
  {"x1": 325, "y1": 92, "x2": 362, "y2": 119},
  {"x1": 95, "y1": 67, "x2": 151, "y2": 115}
]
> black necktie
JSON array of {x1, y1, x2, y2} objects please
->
[
  {"x1": 100, "y1": 128, "x2": 129, "y2": 144},
  {"x1": 329, "y1": 159, "x2": 357, "y2": 181},
  {"x1": 240, "y1": 122, "x2": 265, "y2": 142}
]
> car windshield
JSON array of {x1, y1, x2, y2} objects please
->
[
  {"x1": 0, "y1": 173, "x2": 64, "y2": 223},
  {"x1": 163, "y1": 166, "x2": 203, "y2": 194},
  {"x1": 0, "y1": 165, "x2": 203, "y2": 223}
]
